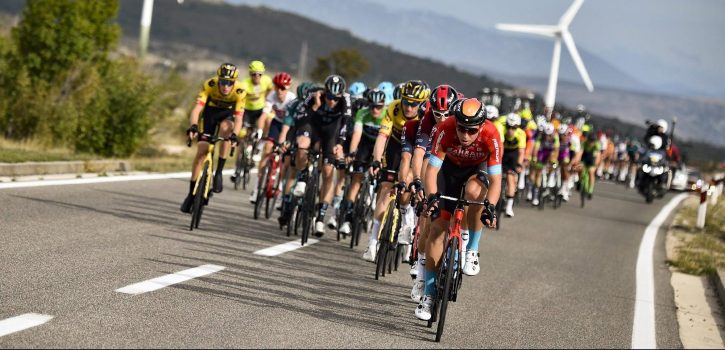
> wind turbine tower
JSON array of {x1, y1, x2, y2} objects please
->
[{"x1": 496, "y1": 0, "x2": 594, "y2": 114}]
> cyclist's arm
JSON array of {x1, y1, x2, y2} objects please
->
[
  {"x1": 411, "y1": 147, "x2": 426, "y2": 180},
  {"x1": 190, "y1": 103, "x2": 204, "y2": 128},
  {"x1": 350, "y1": 124, "x2": 363, "y2": 154},
  {"x1": 425, "y1": 155, "x2": 441, "y2": 196},
  {"x1": 233, "y1": 91, "x2": 246, "y2": 136},
  {"x1": 399, "y1": 152, "x2": 412, "y2": 183},
  {"x1": 373, "y1": 110, "x2": 393, "y2": 163},
  {"x1": 484, "y1": 128, "x2": 503, "y2": 206}
]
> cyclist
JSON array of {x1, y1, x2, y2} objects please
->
[
  {"x1": 249, "y1": 72, "x2": 296, "y2": 203},
  {"x1": 292, "y1": 75, "x2": 351, "y2": 237},
  {"x1": 277, "y1": 82, "x2": 319, "y2": 227},
  {"x1": 625, "y1": 138, "x2": 641, "y2": 188},
  {"x1": 415, "y1": 98, "x2": 502, "y2": 320},
  {"x1": 364, "y1": 80, "x2": 430, "y2": 262},
  {"x1": 577, "y1": 127, "x2": 601, "y2": 198},
  {"x1": 181, "y1": 63, "x2": 246, "y2": 212},
  {"x1": 530, "y1": 123, "x2": 560, "y2": 206},
  {"x1": 230, "y1": 60, "x2": 274, "y2": 184},
  {"x1": 557, "y1": 123, "x2": 579, "y2": 201},
  {"x1": 498, "y1": 113, "x2": 526, "y2": 217},
  {"x1": 338, "y1": 89, "x2": 387, "y2": 235}
]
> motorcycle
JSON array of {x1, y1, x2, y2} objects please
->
[{"x1": 636, "y1": 148, "x2": 669, "y2": 203}]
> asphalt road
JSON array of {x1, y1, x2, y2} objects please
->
[{"x1": 0, "y1": 176, "x2": 688, "y2": 348}]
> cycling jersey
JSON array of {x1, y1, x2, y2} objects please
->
[
  {"x1": 414, "y1": 101, "x2": 437, "y2": 150},
  {"x1": 354, "y1": 107, "x2": 384, "y2": 142},
  {"x1": 380, "y1": 99, "x2": 419, "y2": 143},
  {"x1": 401, "y1": 119, "x2": 420, "y2": 154},
  {"x1": 263, "y1": 91, "x2": 297, "y2": 123},
  {"x1": 196, "y1": 77, "x2": 247, "y2": 113},
  {"x1": 582, "y1": 140, "x2": 601, "y2": 166},
  {"x1": 429, "y1": 118, "x2": 502, "y2": 174},
  {"x1": 239, "y1": 75, "x2": 273, "y2": 111}
]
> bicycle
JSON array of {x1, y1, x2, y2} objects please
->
[
  {"x1": 426, "y1": 179, "x2": 491, "y2": 343},
  {"x1": 298, "y1": 149, "x2": 321, "y2": 246},
  {"x1": 374, "y1": 175, "x2": 408, "y2": 280},
  {"x1": 537, "y1": 162, "x2": 562, "y2": 210},
  {"x1": 186, "y1": 132, "x2": 235, "y2": 231},
  {"x1": 335, "y1": 160, "x2": 353, "y2": 242},
  {"x1": 578, "y1": 163, "x2": 594, "y2": 208},
  {"x1": 254, "y1": 142, "x2": 282, "y2": 220},
  {"x1": 349, "y1": 169, "x2": 376, "y2": 249},
  {"x1": 232, "y1": 128, "x2": 259, "y2": 191}
]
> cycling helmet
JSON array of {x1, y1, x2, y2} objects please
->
[
  {"x1": 296, "y1": 82, "x2": 315, "y2": 99},
  {"x1": 324, "y1": 74, "x2": 347, "y2": 97},
  {"x1": 648, "y1": 135, "x2": 663, "y2": 150},
  {"x1": 401, "y1": 80, "x2": 431, "y2": 103},
  {"x1": 393, "y1": 82, "x2": 405, "y2": 100},
  {"x1": 558, "y1": 124, "x2": 569, "y2": 135},
  {"x1": 377, "y1": 81, "x2": 395, "y2": 102},
  {"x1": 217, "y1": 63, "x2": 239, "y2": 80},
  {"x1": 506, "y1": 113, "x2": 521, "y2": 128},
  {"x1": 454, "y1": 98, "x2": 486, "y2": 127},
  {"x1": 485, "y1": 105, "x2": 499, "y2": 121},
  {"x1": 429, "y1": 84, "x2": 459, "y2": 113},
  {"x1": 544, "y1": 123, "x2": 555, "y2": 136},
  {"x1": 248, "y1": 60, "x2": 266, "y2": 73},
  {"x1": 656, "y1": 119, "x2": 668, "y2": 133},
  {"x1": 535, "y1": 115, "x2": 548, "y2": 131},
  {"x1": 349, "y1": 81, "x2": 367, "y2": 99},
  {"x1": 576, "y1": 104, "x2": 586, "y2": 113},
  {"x1": 367, "y1": 88, "x2": 386, "y2": 106},
  {"x1": 272, "y1": 72, "x2": 292, "y2": 87}
]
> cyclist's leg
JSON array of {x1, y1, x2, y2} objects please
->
[
  {"x1": 314, "y1": 122, "x2": 341, "y2": 234},
  {"x1": 292, "y1": 122, "x2": 314, "y2": 196}
]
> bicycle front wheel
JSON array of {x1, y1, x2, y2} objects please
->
[
  {"x1": 435, "y1": 236, "x2": 459, "y2": 342},
  {"x1": 254, "y1": 166, "x2": 268, "y2": 220},
  {"x1": 191, "y1": 168, "x2": 209, "y2": 230}
]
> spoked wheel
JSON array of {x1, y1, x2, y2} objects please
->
[
  {"x1": 375, "y1": 239, "x2": 390, "y2": 280},
  {"x1": 265, "y1": 165, "x2": 280, "y2": 220},
  {"x1": 190, "y1": 168, "x2": 209, "y2": 231},
  {"x1": 233, "y1": 155, "x2": 243, "y2": 190},
  {"x1": 293, "y1": 202, "x2": 302, "y2": 236},
  {"x1": 495, "y1": 198, "x2": 503, "y2": 230},
  {"x1": 253, "y1": 166, "x2": 267, "y2": 220},
  {"x1": 435, "y1": 236, "x2": 459, "y2": 343}
]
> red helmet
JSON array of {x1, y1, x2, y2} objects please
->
[
  {"x1": 429, "y1": 84, "x2": 459, "y2": 113},
  {"x1": 273, "y1": 72, "x2": 292, "y2": 87}
]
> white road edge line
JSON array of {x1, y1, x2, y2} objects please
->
[
  {"x1": 115, "y1": 264, "x2": 225, "y2": 295},
  {"x1": 254, "y1": 239, "x2": 320, "y2": 256},
  {"x1": 0, "y1": 169, "x2": 255, "y2": 190},
  {"x1": 0, "y1": 313, "x2": 53, "y2": 338},
  {"x1": 632, "y1": 193, "x2": 689, "y2": 349}
]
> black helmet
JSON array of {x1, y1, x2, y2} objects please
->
[
  {"x1": 393, "y1": 82, "x2": 405, "y2": 100},
  {"x1": 217, "y1": 63, "x2": 239, "y2": 80},
  {"x1": 324, "y1": 75, "x2": 346, "y2": 97},
  {"x1": 454, "y1": 98, "x2": 486, "y2": 127},
  {"x1": 367, "y1": 88, "x2": 386, "y2": 106}
]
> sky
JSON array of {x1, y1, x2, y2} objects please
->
[{"x1": 227, "y1": 0, "x2": 725, "y2": 97}]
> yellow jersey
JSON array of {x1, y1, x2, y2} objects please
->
[
  {"x1": 196, "y1": 77, "x2": 246, "y2": 113},
  {"x1": 494, "y1": 117, "x2": 527, "y2": 151},
  {"x1": 379, "y1": 99, "x2": 418, "y2": 142},
  {"x1": 239, "y1": 75, "x2": 273, "y2": 111}
]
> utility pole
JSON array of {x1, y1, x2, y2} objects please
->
[{"x1": 297, "y1": 41, "x2": 308, "y2": 80}]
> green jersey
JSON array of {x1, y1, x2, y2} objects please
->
[{"x1": 354, "y1": 107, "x2": 384, "y2": 141}]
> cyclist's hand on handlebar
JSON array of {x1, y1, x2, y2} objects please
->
[
  {"x1": 480, "y1": 199, "x2": 497, "y2": 228},
  {"x1": 424, "y1": 193, "x2": 440, "y2": 218},
  {"x1": 187, "y1": 124, "x2": 199, "y2": 143},
  {"x1": 395, "y1": 181, "x2": 407, "y2": 194},
  {"x1": 409, "y1": 177, "x2": 425, "y2": 201},
  {"x1": 229, "y1": 133, "x2": 239, "y2": 146},
  {"x1": 369, "y1": 160, "x2": 381, "y2": 176}
]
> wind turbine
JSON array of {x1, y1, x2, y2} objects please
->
[{"x1": 496, "y1": 0, "x2": 593, "y2": 114}]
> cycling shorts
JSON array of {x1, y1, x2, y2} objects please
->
[
  {"x1": 353, "y1": 139, "x2": 375, "y2": 174},
  {"x1": 243, "y1": 109, "x2": 264, "y2": 128},
  {"x1": 502, "y1": 150, "x2": 519, "y2": 173},
  {"x1": 437, "y1": 159, "x2": 486, "y2": 215},
  {"x1": 295, "y1": 119, "x2": 341, "y2": 165},
  {"x1": 266, "y1": 119, "x2": 283, "y2": 143},
  {"x1": 381, "y1": 139, "x2": 402, "y2": 182},
  {"x1": 558, "y1": 148, "x2": 571, "y2": 163},
  {"x1": 201, "y1": 106, "x2": 233, "y2": 136}
]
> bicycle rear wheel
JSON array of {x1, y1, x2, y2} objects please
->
[
  {"x1": 435, "y1": 236, "x2": 459, "y2": 342},
  {"x1": 253, "y1": 166, "x2": 268, "y2": 220},
  {"x1": 301, "y1": 170, "x2": 319, "y2": 246},
  {"x1": 266, "y1": 164, "x2": 280, "y2": 219}
]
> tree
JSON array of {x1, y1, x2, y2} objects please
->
[
  {"x1": 11, "y1": 0, "x2": 120, "y2": 84},
  {"x1": 310, "y1": 48, "x2": 369, "y2": 83}
]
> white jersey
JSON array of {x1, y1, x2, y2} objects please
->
[
  {"x1": 569, "y1": 133, "x2": 581, "y2": 153},
  {"x1": 263, "y1": 91, "x2": 297, "y2": 123}
]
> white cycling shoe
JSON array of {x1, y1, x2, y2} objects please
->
[
  {"x1": 505, "y1": 207, "x2": 514, "y2": 217},
  {"x1": 462, "y1": 250, "x2": 480, "y2": 276},
  {"x1": 362, "y1": 245, "x2": 377, "y2": 262},
  {"x1": 415, "y1": 295, "x2": 434, "y2": 321},
  {"x1": 398, "y1": 224, "x2": 413, "y2": 245},
  {"x1": 532, "y1": 197, "x2": 540, "y2": 206},
  {"x1": 249, "y1": 189, "x2": 258, "y2": 204},
  {"x1": 326, "y1": 216, "x2": 338, "y2": 230},
  {"x1": 339, "y1": 221, "x2": 351, "y2": 235},
  {"x1": 409, "y1": 260, "x2": 418, "y2": 279},
  {"x1": 292, "y1": 181, "x2": 306, "y2": 197},
  {"x1": 410, "y1": 279, "x2": 424, "y2": 303},
  {"x1": 314, "y1": 221, "x2": 325, "y2": 237},
  {"x1": 275, "y1": 197, "x2": 283, "y2": 210}
]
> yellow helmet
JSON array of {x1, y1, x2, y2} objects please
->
[
  {"x1": 401, "y1": 80, "x2": 431, "y2": 102},
  {"x1": 217, "y1": 63, "x2": 239, "y2": 80},
  {"x1": 248, "y1": 60, "x2": 266, "y2": 73}
]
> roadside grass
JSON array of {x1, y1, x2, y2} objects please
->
[
  {"x1": 668, "y1": 196, "x2": 725, "y2": 275},
  {"x1": 0, "y1": 138, "x2": 97, "y2": 163}
]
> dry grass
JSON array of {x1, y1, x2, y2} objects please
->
[{"x1": 668, "y1": 196, "x2": 725, "y2": 275}]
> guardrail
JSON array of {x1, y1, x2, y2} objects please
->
[{"x1": 696, "y1": 174, "x2": 724, "y2": 229}]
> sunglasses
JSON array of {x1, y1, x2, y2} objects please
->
[
  {"x1": 219, "y1": 79, "x2": 235, "y2": 87},
  {"x1": 402, "y1": 99, "x2": 421, "y2": 108},
  {"x1": 250, "y1": 72, "x2": 263, "y2": 77},
  {"x1": 275, "y1": 85, "x2": 289, "y2": 91},
  {"x1": 372, "y1": 104, "x2": 384, "y2": 110},
  {"x1": 456, "y1": 125, "x2": 480, "y2": 135},
  {"x1": 325, "y1": 92, "x2": 341, "y2": 101},
  {"x1": 432, "y1": 110, "x2": 448, "y2": 118}
]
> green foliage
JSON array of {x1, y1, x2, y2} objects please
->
[
  {"x1": 310, "y1": 48, "x2": 369, "y2": 83},
  {"x1": 11, "y1": 0, "x2": 120, "y2": 84}
]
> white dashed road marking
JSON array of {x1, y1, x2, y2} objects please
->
[
  {"x1": 0, "y1": 313, "x2": 53, "y2": 338},
  {"x1": 115, "y1": 264, "x2": 225, "y2": 295},
  {"x1": 254, "y1": 239, "x2": 320, "y2": 256}
]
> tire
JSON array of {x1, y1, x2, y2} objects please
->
[
  {"x1": 293, "y1": 202, "x2": 302, "y2": 236},
  {"x1": 435, "y1": 236, "x2": 458, "y2": 343},
  {"x1": 254, "y1": 166, "x2": 268, "y2": 220},
  {"x1": 233, "y1": 155, "x2": 243, "y2": 191},
  {"x1": 375, "y1": 239, "x2": 389, "y2": 280},
  {"x1": 190, "y1": 168, "x2": 208, "y2": 230},
  {"x1": 301, "y1": 169, "x2": 319, "y2": 246},
  {"x1": 645, "y1": 182, "x2": 655, "y2": 203},
  {"x1": 266, "y1": 160, "x2": 280, "y2": 220},
  {"x1": 538, "y1": 188, "x2": 546, "y2": 211}
]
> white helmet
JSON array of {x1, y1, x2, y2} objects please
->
[
  {"x1": 656, "y1": 119, "x2": 668, "y2": 133},
  {"x1": 506, "y1": 112, "x2": 521, "y2": 127},
  {"x1": 536, "y1": 115, "x2": 547, "y2": 131},
  {"x1": 485, "y1": 105, "x2": 499, "y2": 120},
  {"x1": 648, "y1": 135, "x2": 663, "y2": 150},
  {"x1": 576, "y1": 104, "x2": 585, "y2": 112},
  {"x1": 544, "y1": 123, "x2": 555, "y2": 136},
  {"x1": 558, "y1": 124, "x2": 569, "y2": 135}
]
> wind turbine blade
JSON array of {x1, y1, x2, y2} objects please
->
[
  {"x1": 559, "y1": 0, "x2": 584, "y2": 28},
  {"x1": 495, "y1": 23, "x2": 559, "y2": 38},
  {"x1": 561, "y1": 30, "x2": 593, "y2": 92}
]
